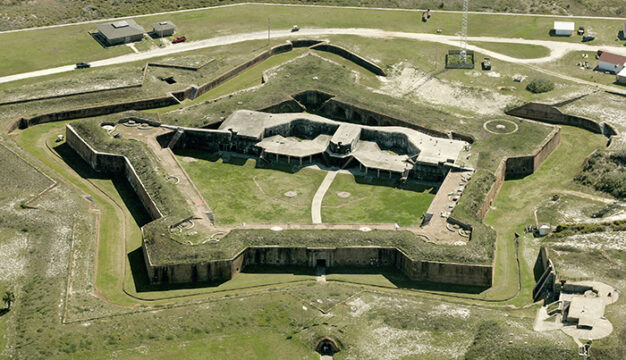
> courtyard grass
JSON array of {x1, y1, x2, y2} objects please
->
[
  {"x1": 322, "y1": 173, "x2": 435, "y2": 226},
  {"x1": 2, "y1": 3, "x2": 625, "y2": 76},
  {"x1": 177, "y1": 151, "x2": 327, "y2": 224}
]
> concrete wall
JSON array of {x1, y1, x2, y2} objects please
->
[
  {"x1": 16, "y1": 95, "x2": 179, "y2": 130},
  {"x1": 319, "y1": 98, "x2": 455, "y2": 140},
  {"x1": 0, "y1": 83, "x2": 143, "y2": 106},
  {"x1": 310, "y1": 43, "x2": 386, "y2": 76},
  {"x1": 193, "y1": 43, "x2": 292, "y2": 99},
  {"x1": 396, "y1": 252, "x2": 492, "y2": 287},
  {"x1": 477, "y1": 160, "x2": 506, "y2": 221},
  {"x1": 506, "y1": 103, "x2": 603, "y2": 134},
  {"x1": 66, "y1": 124, "x2": 163, "y2": 220},
  {"x1": 173, "y1": 127, "x2": 233, "y2": 152},
  {"x1": 505, "y1": 127, "x2": 561, "y2": 178},
  {"x1": 145, "y1": 245, "x2": 492, "y2": 287}
]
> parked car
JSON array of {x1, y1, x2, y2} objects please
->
[
  {"x1": 172, "y1": 36, "x2": 186, "y2": 43},
  {"x1": 582, "y1": 35, "x2": 595, "y2": 42},
  {"x1": 481, "y1": 58, "x2": 491, "y2": 70},
  {"x1": 75, "y1": 62, "x2": 91, "y2": 69},
  {"x1": 291, "y1": 25, "x2": 299, "y2": 32},
  {"x1": 577, "y1": 26, "x2": 585, "y2": 35}
]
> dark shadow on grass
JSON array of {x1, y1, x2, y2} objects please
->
[
  {"x1": 0, "y1": 308, "x2": 8, "y2": 317},
  {"x1": 352, "y1": 174, "x2": 437, "y2": 194},
  {"x1": 112, "y1": 176, "x2": 152, "y2": 227},
  {"x1": 173, "y1": 148, "x2": 299, "y2": 174},
  {"x1": 53, "y1": 142, "x2": 108, "y2": 180}
]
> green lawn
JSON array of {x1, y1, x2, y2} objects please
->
[
  {"x1": 177, "y1": 151, "x2": 327, "y2": 224},
  {"x1": 2, "y1": 4, "x2": 624, "y2": 76},
  {"x1": 322, "y1": 174, "x2": 435, "y2": 226},
  {"x1": 483, "y1": 126, "x2": 606, "y2": 304},
  {"x1": 469, "y1": 42, "x2": 551, "y2": 59}
]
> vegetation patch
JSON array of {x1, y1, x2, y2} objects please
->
[
  {"x1": 526, "y1": 77, "x2": 555, "y2": 94},
  {"x1": 575, "y1": 150, "x2": 626, "y2": 199}
]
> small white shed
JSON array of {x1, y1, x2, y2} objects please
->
[{"x1": 554, "y1": 21, "x2": 575, "y2": 36}]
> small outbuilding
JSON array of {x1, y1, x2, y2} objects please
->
[
  {"x1": 597, "y1": 51, "x2": 626, "y2": 74},
  {"x1": 152, "y1": 21, "x2": 176, "y2": 37},
  {"x1": 617, "y1": 67, "x2": 626, "y2": 85},
  {"x1": 96, "y1": 19, "x2": 145, "y2": 46},
  {"x1": 553, "y1": 21, "x2": 575, "y2": 36}
]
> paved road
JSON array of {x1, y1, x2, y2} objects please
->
[
  {"x1": 3, "y1": 27, "x2": 626, "y2": 85},
  {"x1": 312, "y1": 170, "x2": 337, "y2": 224}
]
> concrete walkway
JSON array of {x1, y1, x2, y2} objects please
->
[{"x1": 312, "y1": 170, "x2": 337, "y2": 224}]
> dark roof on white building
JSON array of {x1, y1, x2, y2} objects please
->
[{"x1": 96, "y1": 19, "x2": 145, "y2": 41}]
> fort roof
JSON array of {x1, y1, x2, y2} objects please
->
[
  {"x1": 331, "y1": 124, "x2": 361, "y2": 146},
  {"x1": 219, "y1": 110, "x2": 467, "y2": 168}
]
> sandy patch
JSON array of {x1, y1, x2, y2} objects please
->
[
  {"x1": 0, "y1": 231, "x2": 27, "y2": 281},
  {"x1": 347, "y1": 297, "x2": 371, "y2": 317},
  {"x1": 284, "y1": 191, "x2": 298, "y2": 198},
  {"x1": 377, "y1": 63, "x2": 514, "y2": 115},
  {"x1": 336, "y1": 191, "x2": 351, "y2": 199},
  {"x1": 430, "y1": 303, "x2": 471, "y2": 319},
  {"x1": 552, "y1": 231, "x2": 626, "y2": 251},
  {"x1": 181, "y1": 156, "x2": 197, "y2": 163}
]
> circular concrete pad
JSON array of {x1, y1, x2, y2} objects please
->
[
  {"x1": 337, "y1": 191, "x2": 351, "y2": 199},
  {"x1": 483, "y1": 119, "x2": 519, "y2": 134},
  {"x1": 284, "y1": 191, "x2": 298, "y2": 198}
]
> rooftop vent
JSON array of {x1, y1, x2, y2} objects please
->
[{"x1": 112, "y1": 21, "x2": 129, "y2": 28}]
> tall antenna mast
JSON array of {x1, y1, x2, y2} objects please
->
[{"x1": 460, "y1": 0, "x2": 469, "y2": 63}]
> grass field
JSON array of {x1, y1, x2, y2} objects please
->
[
  {"x1": 177, "y1": 151, "x2": 327, "y2": 224},
  {"x1": 322, "y1": 174, "x2": 435, "y2": 226},
  {"x1": 469, "y1": 41, "x2": 551, "y2": 59},
  {"x1": 1, "y1": 3, "x2": 625, "y2": 76}
]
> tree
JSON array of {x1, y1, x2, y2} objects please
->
[
  {"x1": 3, "y1": 290, "x2": 15, "y2": 311},
  {"x1": 526, "y1": 77, "x2": 555, "y2": 93}
]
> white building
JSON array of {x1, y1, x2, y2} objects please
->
[
  {"x1": 553, "y1": 21, "x2": 575, "y2": 36},
  {"x1": 598, "y1": 51, "x2": 626, "y2": 74},
  {"x1": 617, "y1": 67, "x2": 626, "y2": 85}
]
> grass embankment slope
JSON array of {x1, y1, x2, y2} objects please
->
[{"x1": 1, "y1": 3, "x2": 625, "y2": 76}]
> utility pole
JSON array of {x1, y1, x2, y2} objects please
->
[
  {"x1": 267, "y1": 18, "x2": 271, "y2": 47},
  {"x1": 460, "y1": 0, "x2": 469, "y2": 63}
]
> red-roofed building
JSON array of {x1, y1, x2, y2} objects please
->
[{"x1": 598, "y1": 51, "x2": 626, "y2": 74}]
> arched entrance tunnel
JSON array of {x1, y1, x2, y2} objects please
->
[{"x1": 316, "y1": 337, "x2": 340, "y2": 357}]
